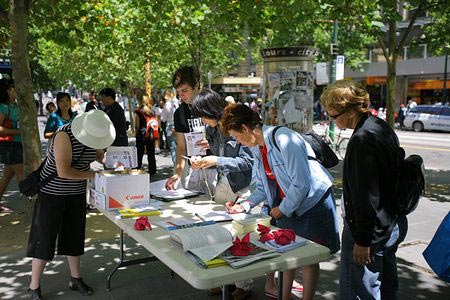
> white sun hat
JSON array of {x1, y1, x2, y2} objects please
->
[{"x1": 71, "y1": 109, "x2": 116, "y2": 149}]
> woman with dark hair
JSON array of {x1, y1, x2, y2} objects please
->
[
  {"x1": 0, "y1": 78, "x2": 23, "y2": 213},
  {"x1": 44, "y1": 92, "x2": 75, "y2": 140},
  {"x1": 191, "y1": 89, "x2": 254, "y2": 299},
  {"x1": 134, "y1": 95, "x2": 156, "y2": 175},
  {"x1": 221, "y1": 103, "x2": 340, "y2": 300}
]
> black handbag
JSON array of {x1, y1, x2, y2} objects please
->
[
  {"x1": 19, "y1": 146, "x2": 86, "y2": 197},
  {"x1": 19, "y1": 158, "x2": 56, "y2": 197}
]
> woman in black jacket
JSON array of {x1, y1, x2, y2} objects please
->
[{"x1": 320, "y1": 80, "x2": 408, "y2": 300}]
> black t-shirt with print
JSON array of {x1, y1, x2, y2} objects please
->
[{"x1": 173, "y1": 102, "x2": 204, "y2": 133}]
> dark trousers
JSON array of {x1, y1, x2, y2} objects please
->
[
  {"x1": 160, "y1": 121, "x2": 167, "y2": 149},
  {"x1": 136, "y1": 135, "x2": 156, "y2": 175}
]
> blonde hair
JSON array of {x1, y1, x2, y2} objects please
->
[{"x1": 320, "y1": 80, "x2": 370, "y2": 114}]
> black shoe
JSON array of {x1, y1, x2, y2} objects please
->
[
  {"x1": 69, "y1": 277, "x2": 94, "y2": 296},
  {"x1": 28, "y1": 286, "x2": 42, "y2": 300}
]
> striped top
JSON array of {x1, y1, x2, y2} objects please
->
[{"x1": 40, "y1": 123, "x2": 97, "y2": 195}]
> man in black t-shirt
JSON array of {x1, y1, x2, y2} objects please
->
[
  {"x1": 165, "y1": 66, "x2": 206, "y2": 190},
  {"x1": 99, "y1": 88, "x2": 128, "y2": 146}
]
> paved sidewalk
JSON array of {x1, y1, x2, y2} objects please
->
[{"x1": 0, "y1": 140, "x2": 449, "y2": 299}]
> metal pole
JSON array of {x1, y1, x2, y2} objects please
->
[
  {"x1": 443, "y1": 51, "x2": 448, "y2": 104},
  {"x1": 329, "y1": 20, "x2": 338, "y2": 142}
]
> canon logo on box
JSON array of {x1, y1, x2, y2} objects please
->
[{"x1": 126, "y1": 195, "x2": 145, "y2": 200}]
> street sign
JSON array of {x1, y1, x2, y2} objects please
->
[
  {"x1": 316, "y1": 62, "x2": 329, "y2": 85},
  {"x1": 336, "y1": 55, "x2": 345, "y2": 80}
]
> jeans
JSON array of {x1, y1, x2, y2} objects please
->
[
  {"x1": 166, "y1": 124, "x2": 177, "y2": 165},
  {"x1": 340, "y1": 215, "x2": 408, "y2": 300}
]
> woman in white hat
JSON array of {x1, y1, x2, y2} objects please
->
[{"x1": 27, "y1": 109, "x2": 116, "y2": 300}]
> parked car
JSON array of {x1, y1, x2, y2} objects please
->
[{"x1": 404, "y1": 104, "x2": 450, "y2": 132}]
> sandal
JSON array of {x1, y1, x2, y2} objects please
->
[
  {"x1": 69, "y1": 277, "x2": 94, "y2": 296},
  {"x1": 28, "y1": 286, "x2": 42, "y2": 300}
]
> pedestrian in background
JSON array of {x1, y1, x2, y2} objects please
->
[
  {"x1": 27, "y1": 110, "x2": 115, "y2": 300},
  {"x1": 0, "y1": 78, "x2": 23, "y2": 213},
  {"x1": 99, "y1": 88, "x2": 128, "y2": 146},
  {"x1": 44, "y1": 92, "x2": 76, "y2": 140},
  {"x1": 134, "y1": 95, "x2": 156, "y2": 175},
  {"x1": 222, "y1": 103, "x2": 340, "y2": 300},
  {"x1": 320, "y1": 80, "x2": 408, "y2": 300},
  {"x1": 160, "y1": 89, "x2": 179, "y2": 165},
  {"x1": 45, "y1": 102, "x2": 56, "y2": 116}
]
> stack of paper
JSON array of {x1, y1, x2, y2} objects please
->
[
  {"x1": 150, "y1": 179, "x2": 202, "y2": 201},
  {"x1": 231, "y1": 213, "x2": 272, "y2": 235},
  {"x1": 251, "y1": 235, "x2": 309, "y2": 253}
]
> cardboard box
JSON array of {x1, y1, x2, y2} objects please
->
[
  {"x1": 95, "y1": 170, "x2": 150, "y2": 209},
  {"x1": 105, "y1": 146, "x2": 138, "y2": 169}
]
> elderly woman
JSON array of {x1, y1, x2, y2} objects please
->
[
  {"x1": 320, "y1": 80, "x2": 407, "y2": 300},
  {"x1": 44, "y1": 92, "x2": 76, "y2": 139},
  {"x1": 222, "y1": 103, "x2": 339, "y2": 300},
  {"x1": 27, "y1": 110, "x2": 115, "y2": 300}
]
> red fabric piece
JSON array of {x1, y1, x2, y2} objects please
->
[
  {"x1": 259, "y1": 145, "x2": 285, "y2": 199},
  {"x1": 134, "y1": 216, "x2": 152, "y2": 231},
  {"x1": 273, "y1": 229, "x2": 296, "y2": 245},
  {"x1": 230, "y1": 233, "x2": 253, "y2": 256},
  {"x1": 257, "y1": 224, "x2": 275, "y2": 242}
]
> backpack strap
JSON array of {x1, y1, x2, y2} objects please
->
[{"x1": 271, "y1": 126, "x2": 317, "y2": 161}]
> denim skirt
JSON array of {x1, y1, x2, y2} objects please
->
[{"x1": 276, "y1": 191, "x2": 340, "y2": 255}]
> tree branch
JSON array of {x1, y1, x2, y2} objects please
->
[
  {"x1": 397, "y1": 1, "x2": 425, "y2": 51},
  {"x1": 378, "y1": 35, "x2": 391, "y2": 65}
]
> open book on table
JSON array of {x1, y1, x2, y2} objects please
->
[
  {"x1": 170, "y1": 225, "x2": 281, "y2": 269},
  {"x1": 170, "y1": 224, "x2": 233, "y2": 263}
]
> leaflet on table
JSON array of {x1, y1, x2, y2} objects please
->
[
  {"x1": 113, "y1": 204, "x2": 162, "y2": 219},
  {"x1": 184, "y1": 131, "x2": 207, "y2": 157},
  {"x1": 251, "y1": 234, "x2": 308, "y2": 253},
  {"x1": 154, "y1": 218, "x2": 196, "y2": 230},
  {"x1": 220, "y1": 246, "x2": 281, "y2": 269},
  {"x1": 169, "y1": 224, "x2": 233, "y2": 261},
  {"x1": 150, "y1": 179, "x2": 202, "y2": 201}
]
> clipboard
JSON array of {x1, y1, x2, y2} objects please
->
[{"x1": 150, "y1": 179, "x2": 203, "y2": 202}]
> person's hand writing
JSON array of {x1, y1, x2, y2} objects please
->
[
  {"x1": 270, "y1": 206, "x2": 283, "y2": 220},
  {"x1": 225, "y1": 202, "x2": 245, "y2": 214},
  {"x1": 165, "y1": 174, "x2": 179, "y2": 190},
  {"x1": 353, "y1": 243, "x2": 372, "y2": 265}
]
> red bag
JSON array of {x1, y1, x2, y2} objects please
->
[
  {"x1": 0, "y1": 111, "x2": 13, "y2": 142},
  {"x1": 145, "y1": 115, "x2": 159, "y2": 141}
]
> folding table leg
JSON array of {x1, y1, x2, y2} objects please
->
[
  {"x1": 222, "y1": 284, "x2": 232, "y2": 300},
  {"x1": 277, "y1": 271, "x2": 283, "y2": 300}
]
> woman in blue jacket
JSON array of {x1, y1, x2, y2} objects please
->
[
  {"x1": 44, "y1": 92, "x2": 76, "y2": 140},
  {"x1": 221, "y1": 103, "x2": 339, "y2": 300}
]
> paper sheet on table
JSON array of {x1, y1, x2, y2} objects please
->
[
  {"x1": 184, "y1": 131, "x2": 207, "y2": 156},
  {"x1": 150, "y1": 179, "x2": 202, "y2": 200},
  {"x1": 196, "y1": 211, "x2": 234, "y2": 222}
]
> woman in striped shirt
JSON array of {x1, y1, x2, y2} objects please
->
[{"x1": 27, "y1": 110, "x2": 115, "y2": 300}]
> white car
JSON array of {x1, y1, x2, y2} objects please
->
[{"x1": 404, "y1": 105, "x2": 450, "y2": 132}]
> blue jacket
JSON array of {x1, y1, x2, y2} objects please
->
[
  {"x1": 246, "y1": 125, "x2": 333, "y2": 218},
  {"x1": 205, "y1": 126, "x2": 253, "y2": 193}
]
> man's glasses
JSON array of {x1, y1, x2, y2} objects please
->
[{"x1": 328, "y1": 111, "x2": 344, "y2": 120}]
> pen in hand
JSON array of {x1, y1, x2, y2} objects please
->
[{"x1": 231, "y1": 196, "x2": 240, "y2": 207}]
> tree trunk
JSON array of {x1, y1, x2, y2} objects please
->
[
  {"x1": 386, "y1": 60, "x2": 396, "y2": 128},
  {"x1": 9, "y1": 0, "x2": 41, "y2": 175}
]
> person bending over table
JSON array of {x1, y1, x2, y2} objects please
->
[
  {"x1": 27, "y1": 110, "x2": 115, "y2": 300},
  {"x1": 222, "y1": 103, "x2": 340, "y2": 300},
  {"x1": 190, "y1": 89, "x2": 254, "y2": 300}
]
